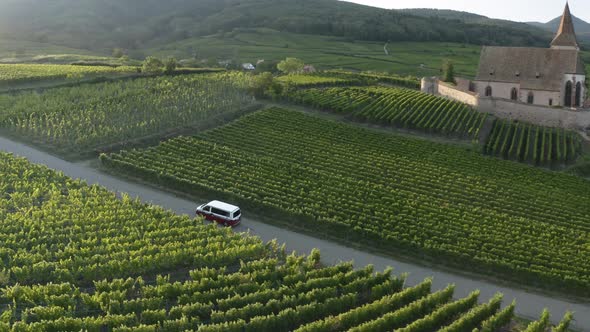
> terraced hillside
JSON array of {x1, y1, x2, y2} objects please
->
[
  {"x1": 0, "y1": 152, "x2": 525, "y2": 331},
  {"x1": 102, "y1": 108, "x2": 590, "y2": 297},
  {"x1": 285, "y1": 86, "x2": 487, "y2": 140}
]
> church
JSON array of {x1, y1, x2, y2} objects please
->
[{"x1": 471, "y1": 3, "x2": 586, "y2": 108}]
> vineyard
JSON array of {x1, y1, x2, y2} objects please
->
[
  {"x1": 484, "y1": 119, "x2": 583, "y2": 165},
  {"x1": 102, "y1": 108, "x2": 590, "y2": 297},
  {"x1": 277, "y1": 74, "x2": 361, "y2": 87},
  {"x1": 0, "y1": 152, "x2": 268, "y2": 286},
  {"x1": 0, "y1": 63, "x2": 137, "y2": 84},
  {"x1": 0, "y1": 151, "x2": 535, "y2": 331},
  {"x1": 320, "y1": 70, "x2": 421, "y2": 89},
  {"x1": 0, "y1": 73, "x2": 256, "y2": 156},
  {"x1": 285, "y1": 86, "x2": 487, "y2": 140}
]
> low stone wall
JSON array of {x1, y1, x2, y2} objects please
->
[
  {"x1": 437, "y1": 81, "x2": 479, "y2": 107},
  {"x1": 478, "y1": 97, "x2": 590, "y2": 130},
  {"x1": 421, "y1": 77, "x2": 590, "y2": 132}
]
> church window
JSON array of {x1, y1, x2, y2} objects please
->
[
  {"x1": 549, "y1": 99, "x2": 553, "y2": 106},
  {"x1": 510, "y1": 88, "x2": 518, "y2": 101},
  {"x1": 485, "y1": 86, "x2": 492, "y2": 97},
  {"x1": 527, "y1": 92, "x2": 534, "y2": 104}
]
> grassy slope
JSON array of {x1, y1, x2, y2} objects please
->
[
  {"x1": 147, "y1": 28, "x2": 483, "y2": 77},
  {"x1": 0, "y1": 27, "x2": 586, "y2": 80},
  {"x1": 0, "y1": 38, "x2": 118, "y2": 63}
]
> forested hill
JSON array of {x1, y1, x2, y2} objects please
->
[
  {"x1": 534, "y1": 14, "x2": 590, "y2": 43},
  {"x1": 0, "y1": 0, "x2": 552, "y2": 53}
]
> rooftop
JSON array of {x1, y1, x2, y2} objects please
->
[
  {"x1": 475, "y1": 46, "x2": 584, "y2": 91},
  {"x1": 550, "y1": 3, "x2": 579, "y2": 50},
  {"x1": 207, "y1": 200, "x2": 240, "y2": 212}
]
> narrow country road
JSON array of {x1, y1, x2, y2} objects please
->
[{"x1": 0, "y1": 136, "x2": 588, "y2": 331}]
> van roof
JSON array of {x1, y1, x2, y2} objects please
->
[{"x1": 207, "y1": 200, "x2": 240, "y2": 212}]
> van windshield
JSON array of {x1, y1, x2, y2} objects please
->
[{"x1": 233, "y1": 210, "x2": 241, "y2": 218}]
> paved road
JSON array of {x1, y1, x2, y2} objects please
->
[{"x1": 0, "y1": 136, "x2": 588, "y2": 330}]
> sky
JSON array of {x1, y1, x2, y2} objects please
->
[{"x1": 345, "y1": 0, "x2": 590, "y2": 23}]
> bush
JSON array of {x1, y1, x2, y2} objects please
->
[
  {"x1": 278, "y1": 58, "x2": 305, "y2": 74},
  {"x1": 142, "y1": 56, "x2": 164, "y2": 74},
  {"x1": 165, "y1": 57, "x2": 178, "y2": 74}
]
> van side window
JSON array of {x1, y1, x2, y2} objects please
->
[
  {"x1": 211, "y1": 207, "x2": 229, "y2": 217},
  {"x1": 203, "y1": 206, "x2": 211, "y2": 212}
]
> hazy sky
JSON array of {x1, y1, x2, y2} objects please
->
[{"x1": 346, "y1": 1, "x2": 590, "y2": 23}]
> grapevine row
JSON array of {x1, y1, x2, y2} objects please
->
[
  {"x1": 320, "y1": 70, "x2": 421, "y2": 89},
  {"x1": 0, "y1": 72, "x2": 256, "y2": 156},
  {"x1": 102, "y1": 108, "x2": 590, "y2": 296},
  {"x1": 277, "y1": 74, "x2": 362, "y2": 88},
  {"x1": 484, "y1": 119, "x2": 583, "y2": 165},
  {"x1": 0, "y1": 123, "x2": 564, "y2": 331},
  {"x1": 285, "y1": 86, "x2": 486, "y2": 140}
]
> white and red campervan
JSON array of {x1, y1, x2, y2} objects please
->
[{"x1": 196, "y1": 200, "x2": 242, "y2": 227}]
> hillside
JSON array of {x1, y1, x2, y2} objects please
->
[
  {"x1": 405, "y1": 8, "x2": 590, "y2": 46},
  {"x1": 528, "y1": 14, "x2": 590, "y2": 44},
  {"x1": 403, "y1": 8, "x2": 552, "y2": 40},
  {"x1": 0, "y1": 0, "x2": 552, "y2": 54}
]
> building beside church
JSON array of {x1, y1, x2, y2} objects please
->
[{"x1": 471, "y1": 3, "x2": 586, "y2": 108}]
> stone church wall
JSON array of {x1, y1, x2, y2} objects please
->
[
  {"x1": 437, "y1": 82, "x2": 479, "y2": 106},
  {"x1": 421, "y1": 77, "x2": 590, "y2": 131},
  {"x1": 478, "y1": 97, "x2": 590, "y2": 130},
  {"x1": 473, "y1": 81, "x2": 519, "y2": 102}
]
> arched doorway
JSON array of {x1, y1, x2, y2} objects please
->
[
  {"x1": 485, "y1": 86, "x2": 492, "y2": 97},
  {"x1": 510, "y1": 88, "x2": 518, "y2": 101},
  {"x1": 575, "y1": 82, "x2": 582, "y2": 107},
  {"x1": 564, "y1": 81, "x2": 573, "y2": 107}
]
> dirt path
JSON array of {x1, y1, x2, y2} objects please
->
[{"x1": 0, "y1": 136, "x2": 588, "y2": 330}]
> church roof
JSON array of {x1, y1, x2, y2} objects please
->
[
  {"x1": 475, "y1": 46, "x2": 584, "y2": 91},
  {"x1": 551, "y1": 3, "x2": 579, "y2": 49}
]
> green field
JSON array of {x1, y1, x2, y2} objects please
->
[
  {"x1": 0, "y1": 151, "x2": 530, "y2": 331},
  {"x1": 277, "y1": 74, "x2": 360, "y2": 87},
  {"x1": 102, "y1": 108, "x2": 590, "y2": 297},
  {"x1": 147, "y1": 28, "x2": 483, "y2": 77},
  {"x1": 0, "y1": 38, "x2": 99, "y2": 61},
  {"x1": 0, "y1": 63, "x2": 137, "y2": 84},
  {"x1": 3, "y1": 29, "x2": 587, "y2": 79},
  {"x1": 0, "y1": 72, "x2": 255, "y2": 157}
]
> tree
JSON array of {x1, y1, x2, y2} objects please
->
[
  {"x1": 142, "y1": 56, "x2": 164, "y2": 74},
  {"x1": 164, "y1": 57, "x2": 178, "y2": 74},
  {"x1": 249, "y1": 72, "x2": 283, "y2": 99},
  {"x1": 112, "y1": 48, "x2": 125, "y2": 58},
  {"x1": 255, "y1": 60, "x2": 280, "y2": 74},
  {"x1": 441, "y1": 59, "x2": 455, "y2": 84},
  {"x1": 277, "y1": 58, "x2": 305, "y2": 74}
]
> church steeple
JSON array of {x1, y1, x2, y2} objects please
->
[{"x1": 551, "y1": 2, "x2": 579, "y2": 50}]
